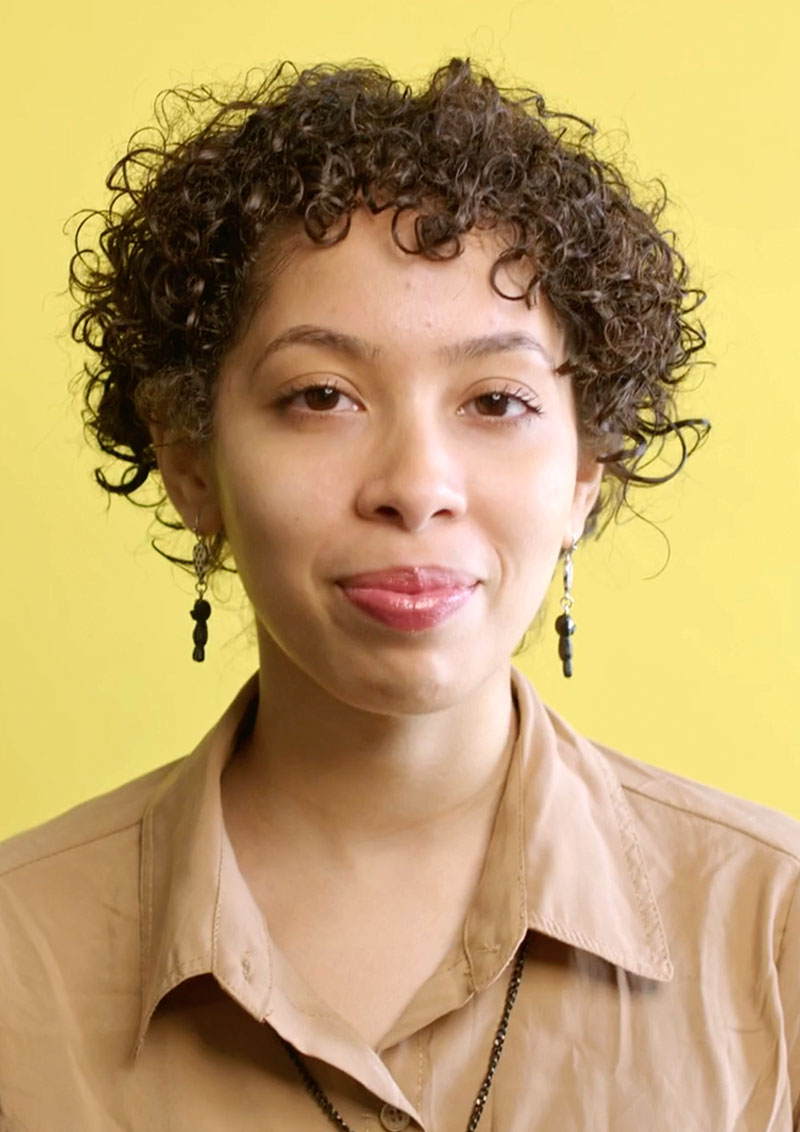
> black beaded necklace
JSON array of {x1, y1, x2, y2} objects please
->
[{"x1": 279, "y1": 935, "x2": 528, "y2": 1132}]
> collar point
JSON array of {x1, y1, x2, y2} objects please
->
[{"x1": 623, "y1": 947, "x2": 674, "y2": 984}]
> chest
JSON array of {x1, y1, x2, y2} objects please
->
[
  {"x1": 261, "y1": 878, "x2": 469, "y2": 1047},
  {"x1": 16, "y1": 937, "x2": 788, "y2": 1132}
]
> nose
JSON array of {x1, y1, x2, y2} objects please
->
[{"x1": 354, "y1": 414, "x2": 467, "y2": 531}]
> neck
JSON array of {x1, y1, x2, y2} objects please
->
[{"x1": 221, "y1": 640, "x2": 519, "y2": 860}]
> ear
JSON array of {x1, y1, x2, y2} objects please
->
[
  {"x1": 150, "y1": 424, "x2": 223, "y2": 537},
  {"x1": 565, "y1": 446, "x2": 604, "y2": 547}
]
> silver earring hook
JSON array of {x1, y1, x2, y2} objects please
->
[
  {"x1": 192, "y1": 524, "x2": 210, "y2": 595},
  {"x1": 561, "y1": 537, "x2": 578, "y2": 615}
]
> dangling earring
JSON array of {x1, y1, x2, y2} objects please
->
[
  {"x1": 190, "y1": 521, "x2": 212, "y2": 663},
  {"x1": 555, "y1": 539, "x2": 578, "y2": 678}
]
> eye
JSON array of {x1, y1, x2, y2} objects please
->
[
  {"x1": 461, "y1": 386, "x2": 543, "y2": 420},
  {"x1": 273, "y1": 380, "x2": 541, "y2": 420},
  {"x1": 275, "y1": 381, "x2": 361, "y2": 414}
]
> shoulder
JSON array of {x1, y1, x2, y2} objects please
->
[
  {"x1": 0, "y1": 758, "x2": 182, "y2": 886},
  {"x1": 577, "y1": 724, "x2": 800, "y2": 951},
  {"x1": 537, "y1": 694, "x2": 800, "y2": 927},
  {"x1": 592, "y1": 734, "x2": 800, "y2": 867},
  {"x1": 0, "y1": 759, "x2": 185, "y2": 1029},
  {"x1": 0, "y1": 761, "x2": 186, "y2": 1104},
  {"x1": 534, "y1": 687, "x2": 800, "y2": 868}
]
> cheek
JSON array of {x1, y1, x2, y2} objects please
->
[
  {"x1": 503, "y1": 447, "x2": 577, "y2": 531},
  {"x1": 214, "y1": 435, "x2": 347, "y2": 600},
  {"x1": 488, "y1": 451, "x2": 577, "y2": 586},
  {"x1": 224, "y1": 481, "x2": 309, "y2": 555}
]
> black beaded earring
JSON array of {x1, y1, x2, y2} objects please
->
[
  {"x1": 190, "y1": 522, "x2": 212, "y2": 663},
  {"x1": 554, "y1": 540, "x2": 578, "y2": 678}
]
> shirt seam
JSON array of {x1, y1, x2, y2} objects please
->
[
  {"x1": 515, "y1": 737, "x2": 526, "y2": 940},
  {"x1": 525, "y1": 912, "x2": 665, "y2": 980},
  {"x1": 211, "y1": 832, "x2": 225, "y2": 967},
  {"x1": 598, "y1": 758, "x2": 672, "y2": 972},
  {"x1": 139, "y1": 811, "x2": 152, "y2": 1040},
  {"x1": 621, "y1": 783, "x2": 800, "y2": 865},
  {"x1": 415, "y1": 1028, "x2": 430, "y2": 1111},
  {"x1": 211, "y1": 837, "x2": 274, "y2": 1018},
  {"x1": 777, "y1": 868, "x2": 800, "y2": 1131},
  {"x1": 777, "y1": 868, "x2": 800, "y2": 968},
  {"x1": 0, "y1": 816, "x2": 143, "y2": 879}
]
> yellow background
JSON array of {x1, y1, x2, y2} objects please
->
[{"x1": 1, "y1": 0, "x2": 798, "y2": 836}]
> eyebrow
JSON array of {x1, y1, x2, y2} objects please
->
[
  {"x1": 442, "y1": 331, "x2": 555, "y2": 369},
  {"x1": 254, "y1": 324, "x2": 556, "y2": 371}
]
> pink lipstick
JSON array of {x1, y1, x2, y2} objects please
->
[{"x1": 337, "y1": 566, "x2": 478, "y2": 632}]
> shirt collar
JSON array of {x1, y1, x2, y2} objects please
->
[
  {"x1": 135, "y1": 666, "x2": 672, "y2": 1055},
  {"x1": 464, "y1": 670, "x2": 673, "y2": 989},
  {"x1": 135, "y1": 675, "x2": 267, "y2": 1057}
]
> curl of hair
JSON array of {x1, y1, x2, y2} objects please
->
[{"x1": 70, "y1": 58, "x2": 709, "y2": 571}]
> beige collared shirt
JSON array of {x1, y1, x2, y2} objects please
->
[{"x1": 0, "y1": 668, "x2": 798, "y2": 1131}]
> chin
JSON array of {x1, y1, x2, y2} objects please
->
[
  {"x1": 257, "y1": 618, "x2": 508, "y2": 715},
  {"x1": 323, "y1": 654, "x2": 489, "y2": 716}
]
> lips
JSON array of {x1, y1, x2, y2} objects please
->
[
  {"x1": 337, "y1": 566, "x2": 479, "y2": 631},
  {"x1": 337, "y1": 566, "x2": 479, "y2": 592}
]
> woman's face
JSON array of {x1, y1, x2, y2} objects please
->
[{"x1": 189, "y1": 209, "x2": 601, "y2": 713}]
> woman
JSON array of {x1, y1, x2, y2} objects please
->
[{"x1": 0, "y1": 58, "x2": 797, "y2": 1131}]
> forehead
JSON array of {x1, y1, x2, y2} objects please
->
[{"x1": 241, "y1": 208, "x2": 567, "y2": 368}]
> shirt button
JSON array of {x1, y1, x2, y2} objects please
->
[{"x1": 379, "y1": 1104, "x2": 411, "y2": 1131}]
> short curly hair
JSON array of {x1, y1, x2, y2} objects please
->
[{"x1": 70, "y1": 57, "x2": 708, "y2": 569}]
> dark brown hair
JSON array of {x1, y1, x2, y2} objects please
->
[{"x1": 70, "y1": 57, "x2": 708, "y2": 569}]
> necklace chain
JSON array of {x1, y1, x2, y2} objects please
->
[{"x1": 280, "y1": 935, "x2": 528, "y2": 1132}]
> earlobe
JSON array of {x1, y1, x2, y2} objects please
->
[{"x1": 149, "y1": 425, "x2": 222, "y2": 535}]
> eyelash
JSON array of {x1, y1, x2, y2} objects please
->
[{"x1": 273, "y1": 380, "x2": 543, "y2": 423}]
